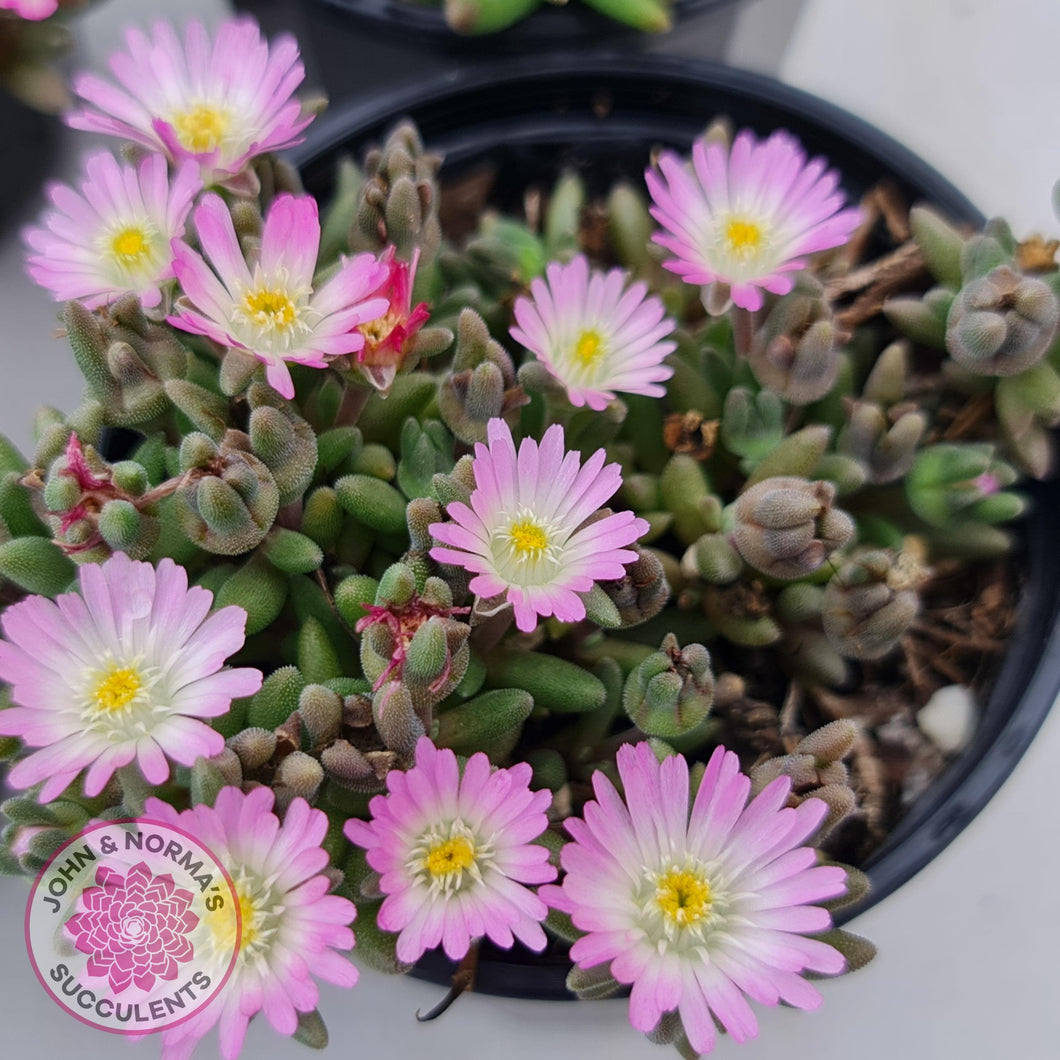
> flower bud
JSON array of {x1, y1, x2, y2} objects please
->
[
  {"x1": 299, "y1": 685, "x2": 344, "y2": 746},
  {"x1": 227, "y1": 727, "x2": 278, "y2": 772},
  {"x1": 372, "y1": 680, "x2": 423, "y2": 755},
  {"x1": 247, "y1": 387, "x2": 318, "y2": 505},
  {"x1": 176, "y1": 430, "x2": 279, "y2": 555},
  {"x1": 350, "y1": 122, "x2": 441, "y2": 265},
  {"x1": 795, "y1": 719, "x2": 859, "y2": 764},
  {"x1": 439, "y1": 314, "x2": 527, "y2": 446},
  {"x1": 275, "y1": 751, "x2": 325, "y2": 810},
  {"x1": 623, "y1": 634, "x2": 715, "y2": 739},
  {"x1": 823, "y1": 550, "x2": 920, "y2": 660},
  {"x1": 946, "y1": 265, "x2": 1059, "y2": 375},
  {"x1": 65, "y1": 297, "x2": 185, "y2": 427},
  {"x1": 321, "y1": 739, "x2": 382, "y2": 792},
  {"x1": 597, "y1": 546, "x2": 670, "y2": 626},
  {"x1": 748, "y1": 290, "x2": 840, "y2": 405},
  {"x1": 732, "y1": 476, "x2": 854, "y2": 580},
  {"x1": 838, "y1": 400, "x2": 927, "y2": 484}
]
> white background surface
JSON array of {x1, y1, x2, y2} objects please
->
[{"x1": 1, "y1": 0, "x2": 1058, "y2": 1057}]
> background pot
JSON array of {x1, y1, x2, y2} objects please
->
[
  {"x1": 311, "y1": 0, "x2": 736, "y2": 48},
  {"x1": 233, "y1": 0, "x2": 742, "y2": 98},
  {"x1": 0, "y1": 92, "x2": 59, "y2": 237},
  {"x1": 292, "y1": 54, "x2": 1060, "y2": 999}
]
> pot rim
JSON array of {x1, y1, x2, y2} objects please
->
[{"x1": 289, "y1": 51, "x2": 1060, "y2": 996}]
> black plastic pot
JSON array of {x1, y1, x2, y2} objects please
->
[
  {"x1": 0, "y1": 90, "x2": 60, "y2": 236},
  {"x1": 234, "y1": 0, "x2": 740, "y2": 102},
  {"x1": 314, "y1": 0, "x2": 736, "y2": 49},
  {"x1": 291, "y1": 54, "x2": 1060, "y2": 999}
]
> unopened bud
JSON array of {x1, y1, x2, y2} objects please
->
[{"x1": 732, "y1": 476, "x2": 854, "y2": 580}]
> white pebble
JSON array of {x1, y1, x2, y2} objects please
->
[{"x1": 917, "y1": 684, "x2": 978, "y2": 754}]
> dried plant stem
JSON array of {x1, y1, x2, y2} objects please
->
[
  {"x1": 415, "y1": 942, "x2": 479, "y2": 1022},
  {"x1": 941, "y1": 391, "x2": 994, "y2": 440},
  {"x1": 827, "y1": 241, "x2": 927, "y2": 329}
]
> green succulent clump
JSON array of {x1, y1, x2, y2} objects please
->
[{"x1": 0, "y1": 117, "x2": 1048, "y2": 1001}]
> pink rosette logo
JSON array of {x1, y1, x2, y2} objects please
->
[
  {"x1": 65, "y1": 862, "x2": 198, "y2": 993},
  {"x1": 25, "y1": 819, "x2": 240, "y2": 1035}
]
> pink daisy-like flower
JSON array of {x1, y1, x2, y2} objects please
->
[
  {"x1": 66, "y1": 17, "x2": 312, "y2": 185},
  {"x1": 0, "y1": 0, "x2": 58, "y2": 19},
  {"x1": 0, "y1": 553, "x2": 262, "y2": 803},
  {"x1": 344, "y1": 736, "x2": 555, "y2": 964},
  {"x1": 646, "y1": 128, "x2": 862, "y2": 313},
  {"x1": 429, "y1": 418, "x2": 648, "y2": 633},
  {"x1": 23, "y1": 151, "x2": 199, "y2": 310},
  {"x1": 511, "y1": 254, "x2": 676, "y2": 411},
  {"x1": 354, "y1": 245, "x2": 431, "y2": 394},
  {"x1": 542, "y1": 742, "x2": 848, "y2": 1055},
  {"x1": 169, "y1": 193, "x2": 389, "y2": 400},
  {"x1": 146, "y1": 788, "x2": 357, "y2": 1060}
]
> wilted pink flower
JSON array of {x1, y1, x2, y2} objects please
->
[
  {"x1": 67, "y1": 17, "x2": 312, "y2": 185},
  {"x1": 646, "y1": 129, "x2": 861, "y2": 313},
  {"x1": 169, "y1": 193, "x2": 389, "y2": 399},
  {"x1": 543, "y1": 742, "x2": 848, "y2": 1055},
  {"x1": 429, "y1": 418, "x2": 648, "y2": 632},
  {"x1": 0, "y1": 0, "x2": 58, "y2": 19},
  {"x1": 65, "y1": 861, "x2": 198, "y2": 994},
  {"x1": 345, "y1": 737, "x2": 555, "y2": 964},
  {"x1": 0, "y1": 553, "x2": 262, "y2": 803},
  {"x1": 354, "y1": 245, "x2": 431, "y2": 394},
  {"x1": 511, "y1": 254, "x2": 676, "y2": 411},
  {"x1": 147, "y1": 788, "x2": 357, "y2": 1060},
  {"x1": 23, "y1": 151, "x2": 199, "y2": 309}
]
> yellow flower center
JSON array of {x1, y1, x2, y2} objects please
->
[
  {"x1": 172, "y1": 104, "x2": 230, "y2": 154},
  {"x1": 425, "y1": 836, "x2": 476, "y2": 878},
  {"x1": 92, "y1": 665, "x2": 143, "y2": 713},
  {"x1": 242, "y1": 287, "x2": 299, "y2": 333},
  {"x1": 359, "y1": 312, "x2": 399, "y2": 347},
  {"x1": 238, "y1": 891, "x2": 261, "y2": 948},
  {"x1": 573, "y1": 329, "x2": 605, "y2": 366},
  {"x1": 724, "y1": 218, "x2": 764, "y2": 259},
  {"x1": 508, "y1": 519, "x2": 549, "y2": 556},
  {"x1": 110, "y1": 226, "x2": 150, "y2": 262},
  {"x1": 655, "y1": 868, "x2": 713, "y2": 928}
]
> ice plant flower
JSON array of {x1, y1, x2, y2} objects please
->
[
  {"x1": 646, "y1": 128, "x2": 862, "y2": 313},
  {"x1": 23, "y1": 151, "x2": 199, "y2": 310},
  {"x1": 543, "y1": 742, "x2": 848, "y2": 1055},
  {"x1": 67, "y1": 17, "x2": 312, "y2": 185},
  {"x1": 0, "y1": 0, "x2": 58, "y2": 18},
  {"x1": 169, "y1": 193, "x2": 389, "y2": 399},
  {"x1": 511, "y1": 254, "x2": 676, "y2": 411},
  {"x1": 0, "y1": 553, "x2": 262, "y2": 803},
  {"x1": 344, "y1": 737, "x2": 555, "y2": 963},
  {"x1": 145, "y1": 788, "x2": 357, "y2": 1060},
  {"x1": 354, "y1": 245, "x2": 431, "y2": 393},
  {"x1": 429, "y1": 418, "x2": 648, "y2": 632}
]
